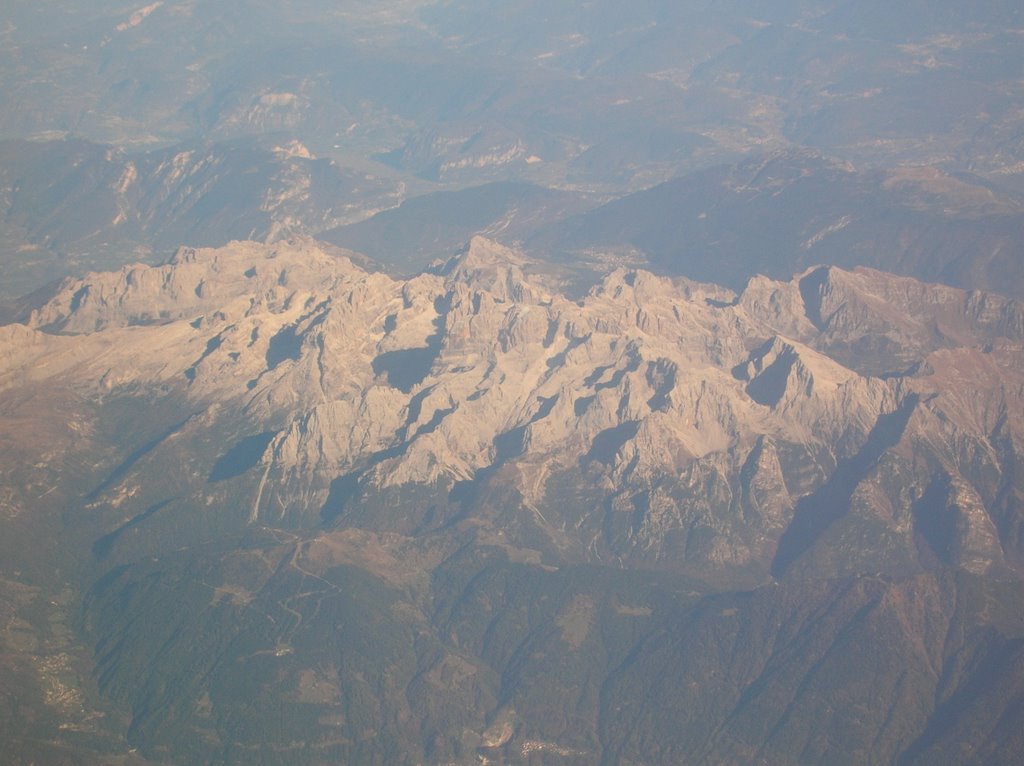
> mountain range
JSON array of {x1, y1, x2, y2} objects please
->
[
  {"x1": 4, "y1": 2, "x2": 1024, "y2": 763},
  {"x1": 2, "y1": 236, "x2": 1024, "y2": 763}
]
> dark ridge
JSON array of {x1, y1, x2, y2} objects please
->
[
  {"x1": 595, "y1": 366, "x2": 628, "y2": 391},
  {"x1": 184, "y1": 334, "x2": 223, "y2": 382},
  {"x1": 448, "y1": 394, "x2": 563, "y2": 517},
  {"x1": 433, "y1": 294, "x2": 452, "y2": 315},
  {"x1": 426, "y1": 254, "x2": 460, "y2": 278},
  {"x1": 372, "y1": 295, "x2": 450, "y2": 393},
  {"x1": 798, "y1": 266, "x2": 831, "y2": 332},
  {"x1": 127, "y1": 312, "x2": 170, "y2": 327},
  {"x1": 912, "y1": 473, "x2": 958, "y2": 567},
  {"x1": 746, "y1": 349, "x2": 797, "y2": 407},
  {"x1": 412, "y1": 406, "x2": 457, "y2": 440},
  {"x1": 897, "y1": 634, "x2": 1024, "y2": 766},
  {"x1": 771, "y1": 395, "x2": 920, "y2": 578},
  {"x1": 320, "y1": 440, "x2": 412, "y2": 524},
  {"x1": 583, "y1": 421, "x2": 641, "y2": 467},
  {"x1": 547, "y1": 334, "x2": 590, "y2": 369},
  {"x1": 545, "y1": 351, "x2": 567, "y2": 370},
  {"x1": 878, "y1": 360, "x2": 931, "y2": 380},
  {"x1": 543, "y1": 318, "x2": 560, "y2": 348},
  {"x1": 584, "y1": 364, "x2": 614, "y2": 387},
  {"x1": 321, "y1": 471, "x2": 362, "y2": 524},
  {"x1": 208, "y1": 431, "x2": 278, "y2": 482},
  {"x1": 575, "y1": 395, "x2": 596, "y2": 417},
  {"x1": 706, "y1": 296, "x2": 738, "y2": 308},
  {"x1": 87, "y1": 417, "x2": 193, "y2": 500},
  {"x1": 403, "y1": 386, "x2": 436, "y2": 435},
  {"x1": 595, "y1": 347, "x2": 644, "y2": 392},
  {"x1": 532, "y1": 394, "x2": 560, "y2": 423},
  {"x1": 0, "y1": 277, "x2": 65, "y2": 326},
  {"x1": 266, "y1": 324, "x2": 303, "y2": 369},
  {"x1": 645, "y1": 359, "x2": 677, "y2": 412},
  {"x1": 321, "y1": 180, "x2": 588, "y2": 272},
  {"x1": 306, "y1": 311, "x2": 329, "y2": 333},
  {"x1": 630, "y1": 490, "x2": 650, "y2": 536},
  {"x1": 493, "y1": 425, "x2": 528, "y2": 463},
  {"x1": 88, "y1": 564, "x2": 131, "y2": 601},
  {"x1": 92, "y1": 499, "x2": 175, "y2": 559},
  {"x1": 617, "y1": 392, "x2": 631, "y2": 420},
  {"x1": 738, "y1": 437, "x2": 769, "y2": 510},
  {"x1": 68, "y1": 285, "x2": 89, "y2": 313},
  {"x1": 321, "y1": 390, "x2": 465, "y2": 522},
  {"x1": 492, "y1": 395, "x2": 559, "y2": 464},
  {"x1": 732, "y1": 338, "x2": 772, "y2": 381},
  {"x1": 373, "y1": 347, "x2": 439, "y2": 393}
]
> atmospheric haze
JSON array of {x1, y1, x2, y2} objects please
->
[{"x1": 2, "y1": 2, "x2": 1024, "y2": 765}]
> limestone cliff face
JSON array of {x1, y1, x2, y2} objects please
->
[{"x1": 4, "y1": 236, "x2": 1024, "y2": 580}]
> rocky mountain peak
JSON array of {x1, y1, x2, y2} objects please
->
[{"x1": 439, "y1": 235, "x2": 543, "y2": 304}]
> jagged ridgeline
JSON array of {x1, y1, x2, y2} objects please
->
[{"x1": 3, "y1": 237, "x2": 1024, "y2": 764}]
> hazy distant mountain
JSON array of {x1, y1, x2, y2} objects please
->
[
  {"x1": 0, "y1": 137, "x2": 402, "y2": 298},
  {"x1": 4, "y1": 1, "x2": 1021, "y2": 186},
  {"x1": 3, "y1": 238, "x2": 1024, "y2": 763},
  {"x1": 320, "y1": 181, "x2": 601, "y2": 273},
  {"x1": 3, "y1": 1, "x2": 1023, "y2": 304},
  {"x1": 531, "y1": 151, "x2": 1024, "y2": 299}
]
